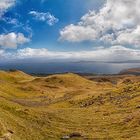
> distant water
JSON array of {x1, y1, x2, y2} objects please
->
[{"x1": 0, "y1": 61, "x2": 140, "y2": 74}]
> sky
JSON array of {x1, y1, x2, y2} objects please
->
[{"x1": 1, "y1": 0, "x2": 140, "y2": 62}]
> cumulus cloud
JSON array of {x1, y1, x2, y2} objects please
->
[
  {"x1": 60, "y1": 0, "x2": 140, "y2": 47},
  {"x1": 0, "y1": 32, "x2": 30, "y2": 48},
  {"x1": 115, "y1": 26, "x2": 140, "y2": 46},
  {"x1": 59, "y1": 24, "x2": 98, "y2": 42},
  {"x1": 0, "y1": 0, "x2": 15, "y2": 17},
  {"x1": 1, "y1": 45, "x2": 140, "y2": 61},
  {"x1": 29, "y1": 11, "x2": 59, "y2": 26}
]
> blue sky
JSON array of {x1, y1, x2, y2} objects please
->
[
  {"x1": 0, "y1": 0, "x2": 140, "y2": 62},
  {"x1": 0, "y1": 0, "x2": 104, "y2": 51}
]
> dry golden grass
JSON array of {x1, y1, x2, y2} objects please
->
[{"x1": 0, "y1": 70, "x2": 140, "y2": 140}]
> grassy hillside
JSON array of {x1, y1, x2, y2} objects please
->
[{"x1": 0, "y1": 71, "x2": 140, "y2": 140}]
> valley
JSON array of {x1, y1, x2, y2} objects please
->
[{"x1": 0, "y1": 70, "x2": 140, "y2": 139}]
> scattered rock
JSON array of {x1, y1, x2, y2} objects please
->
[
  {"x1": 97, "y1": 78, "x2": 112, "y2": 83},
  {"x1": 124, "y1": 115, "x2": 133, "y2": 123},
  {"x1": 69, "y1": 132, "x2": 82, "y2": 138},
  {"x1": 24, "y1": 108, "x2": 29, "y2": 112},
  {"x1": 136, "y1": 105, "x2": 140, "y2": 109},
  {"x1": 122, "y1": 79, "x2": 133, "y2": 84},
  {"x1": 7, "y1": 130, "x2": 14, "y2": 134},
  {"x1": 61, "y1": 135, "x2": 70, "y2": 139},
  {"x1": 0, "y1": 130, "x2": 14, "y2": 140},
  {"x1": 103, "y1": 112, "x2": 109, "y2": 116},
  {"x1": 61, "y1": 132, "x2": 82, "y2": 139}
]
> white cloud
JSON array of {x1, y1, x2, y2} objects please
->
[
  {"x1": 60, "y1": 0, "x2": 140, "y2": 47},
  {"x1": 0, "y1": 49, "x2": 5, "y2": 55},
  {"x1": 3, "y1": 17, "x2": 18, "y2": 25},
  {"x1": 60, "y1": 24, "x2": 98, "y2": 42},
  {"x1": 0, "y1": 32, "x2": 30, "y2": 48},
  {"x1": 29, "y1": 11, "x2": 59, "y2": 26},
  {"x1": 115, "y1": 26, "x2": 140, "y2": 46},
  {"x1": 0, "y1": 0, "x2": 16, "y2": 17},
  {"x1": 1, "y1": 46, "x2": 140, "y2": 61},
  {"x1": 1, "y1": 17, "x2": 21, "y2": 29}
]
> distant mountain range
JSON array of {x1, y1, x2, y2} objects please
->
[
  {"x1": 76, "y1": 60, "x2": 140, "y2": 64},
  {"x1": 119, "y1": 68, "x2": 140, "y2": 75}
]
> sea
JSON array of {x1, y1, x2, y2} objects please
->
[{"x1": 1, "y1": 61, "x2": 140, "y2": 74}]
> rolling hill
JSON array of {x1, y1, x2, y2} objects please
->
[
  {"x1": 0, "y1": 70, "x2": 140, "y2": 139},
  {"x1": 119, "y1": 68, "x2": 140, "y2": 75}
]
